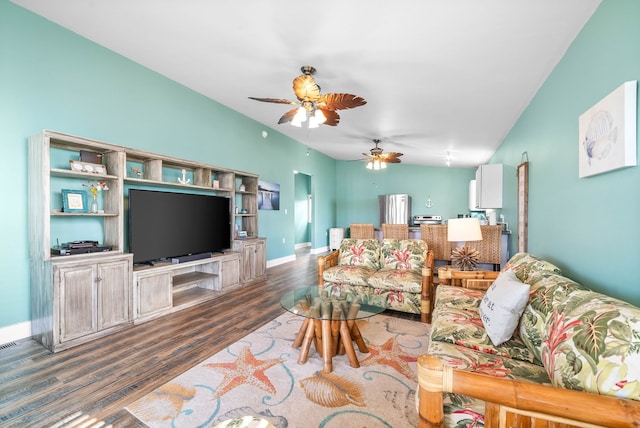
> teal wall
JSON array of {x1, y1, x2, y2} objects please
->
[
  {"x1": 490, "y1": 0, "x2": 640, "y2": 306},
  {"x1": 334, "y1": 161, "x2": 476, "y2": 229},
  {"x1": 2, "y1": 0, "x2": 639, "y2": 334},
  {"x1": 0, "y1": 1, "x2": 339, "y2": 329}
]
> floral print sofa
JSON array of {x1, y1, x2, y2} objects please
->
[
  {"x1": 317, "y1": 238, "x2": 435, "y2": 322},
  {"x1": 418, "y1": 252, "x2": 640, "y2": 427}
]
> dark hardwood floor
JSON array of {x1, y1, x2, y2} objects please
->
[{"x1": 0, "y1": 248, "x2": 419, "y2": 427}]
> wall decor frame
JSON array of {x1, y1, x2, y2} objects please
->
[
  {"x1": 578, "y1": 80, "x2": 637, "y2": 178},
  {"x1": 258, "y1": 180, "x2": 280, "y2": 210},
  {"x1": 61, "y1": 189, "x2": 88, "y2": 213},
  {"x1": 517, "y1": 161, "x2": 528, "y2": 253}
]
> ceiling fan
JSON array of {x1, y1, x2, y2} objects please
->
[
  {"x1": 362, "y1": 139, "x2": 403, "y2": 170},
  {"x1": 249, "y1": 65, "x2": 366, "y2": 128}
]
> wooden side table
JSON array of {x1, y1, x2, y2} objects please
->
[{"x1": 437, "y1": 266, "x2": 499, "y2": 290}]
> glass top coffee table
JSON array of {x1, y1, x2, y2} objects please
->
[{"x1": 280, "y1": 286, "x2": 386, "y2": 373}]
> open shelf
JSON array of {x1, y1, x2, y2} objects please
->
[{"x1": 173, "y1": 271, "x2": 217, "y2": 289}]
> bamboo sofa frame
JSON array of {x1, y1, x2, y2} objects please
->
[{"x1": 418, "y1": 354, "x2": 640, "y2": 428}]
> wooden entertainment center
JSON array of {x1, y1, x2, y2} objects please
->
[{"x1": 28, "y1": 130, "x2": 266, "y2": 352}]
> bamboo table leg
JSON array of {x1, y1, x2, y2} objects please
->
[
  {"x1": 321, "y1": 301, "x2": 332, "y2": 373},
  {"x1": 297, "y1": 316, "x2": 316, "y2": 364},
  {"x1": 348, "y1": 320, "x2": 369, "y2": 353},
  {"x1": 339, "y1": 319, "x2": 359, "y2": 368},
  {"x1": 292, "y1": 318, "x2": 309, "y2": 349}
]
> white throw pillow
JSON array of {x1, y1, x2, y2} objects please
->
[{"x1": 479, "y1": 269, "x2": 531, "y2": 346}]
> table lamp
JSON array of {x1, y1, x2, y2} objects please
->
[{"x1": 447, "y1": 217, "x2": 483, "y2": 271}]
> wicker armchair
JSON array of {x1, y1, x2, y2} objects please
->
[
  {"x1": 349, "y1": 223, "x2": 375, "y2": 239},
  {"x1": 381, "y1": 223, "x2": 409, "y2": 239}
]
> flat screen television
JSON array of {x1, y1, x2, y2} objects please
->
[{"x1": 128, "y1": 189, "x2": 231, "y2": 264}]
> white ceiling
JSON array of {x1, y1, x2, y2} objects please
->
[{"x1": 13, "y1": 0, "x2": 601, "y2": 167}]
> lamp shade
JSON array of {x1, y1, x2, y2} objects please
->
[{"x1": 447, "y1": 217, "x2": 483, "y2": 242}]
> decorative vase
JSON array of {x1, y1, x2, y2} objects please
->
[{"x1": 90, "y1": 194, "x2": 98, "y2": 213}]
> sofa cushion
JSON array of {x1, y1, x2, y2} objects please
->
[
  {"x1": 431, "y1": 285, "x2": 538, "y2": 364},
  {"x1": 541, "y1": 289, "x2": 640, "y2": 401},
  {"x1": 369, "y1": 287, "x2": 422, "y2": 315},
  {"x1": 428, "y1": 340, "x2": 550, "y2": 383},
  {"x1": 322, "y1": 265, "x2": 378, "y2": 287},
  {"x1": 504, "y1": 252, "x2": 563, "y2": 283},
  {"x1": 519, "y1": 270, "x2": 588, "y2": 364},
  {"x1": 379, "y1": 239, "x2": 426, "y2": 270},
  {"x1": 367, "y1": 268, "x2": 423, "y2": 293},
  {"x1": 479, "y1": 270, "x2": 530, "y2": 346},
  {"x1": 337, "y1": 238, "x2": 380, "y2": 270},
  {"x1": 321, "y1": 283, "x2": 372, "y2": 303}
]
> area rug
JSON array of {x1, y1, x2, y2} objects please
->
[{"x1": 126, "y1": 312, "x2": 430, "y2": 428}]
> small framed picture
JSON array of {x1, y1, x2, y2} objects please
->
[{"x1": 62, "y1": 189, "x2": 88, "y2": 213}]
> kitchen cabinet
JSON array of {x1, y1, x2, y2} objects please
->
[{"x1": 475, "y1": 164, "x2": 503, "y2": 209}]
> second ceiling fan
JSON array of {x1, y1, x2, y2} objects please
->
[
  {"x1": 362, "y1": 139, "x2": 403, "y2": 169},
  {"x1": 249, "y1": 66, "x2": 366, "y2": 128}
]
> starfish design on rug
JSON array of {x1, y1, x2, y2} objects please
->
[
  {"x1": 204, "y1": 346, "x2": 286, "y2": 399},
  {"x1": 359, "y1": 337, "x2": 418, "y2": 382}
]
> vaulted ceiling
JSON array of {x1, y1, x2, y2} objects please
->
[{"x1": 12, "y1": 0, "x2": 601, "y2": 167}]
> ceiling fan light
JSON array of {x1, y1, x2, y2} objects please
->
[
  {"x1": 366, "y1": 161, "x2": 373, "y2": 170},
  {"x1": 308, "y1": 116, "x2": 319, "y2": 128},
  {"x1": 313, "y1": 109, "x2": 326, "y2": 124},
  {"x1": 381, "y1": 161, "x2": 387, "y2": 169},
  {"x1": 293, "y1": 107, "x2": 307, "y2": 123}
]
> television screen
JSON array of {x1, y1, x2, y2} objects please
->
[{"x1": 128, "y1": 189, "x2": 231, "y2": 264}]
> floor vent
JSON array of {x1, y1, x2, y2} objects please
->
[{"x1": 0, "y1": 342, "x2": 18, "y2": 350}]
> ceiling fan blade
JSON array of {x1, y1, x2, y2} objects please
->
[
  {"x1": 277, "y1": 108, "x2": 299, "y2": 124},
  {"x1": 292, "y1": 74, "x2": 321, "y2": 102},
  {"x1": 381, "y1": 153, "x2": 403, "y2": 163},
  {"x1": 319, "y1": 93, "x2": 367, "y2": 110},
  {"x1": 248, "y1": 97, "x2": 298, "y2": 105},
  {"x1": 318, "y1": 108, "x2": 340, "y2": 126}
]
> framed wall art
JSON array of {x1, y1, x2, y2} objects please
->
[
  {"x1": 578, "y1": 80, "x2": 637, "y2": 178},
  {"x1": 61, "y1": 189, "x2": 88, "y2": 213},
  {"x1": 258, "y1": 180, "x2": 280, "y2": 210}
]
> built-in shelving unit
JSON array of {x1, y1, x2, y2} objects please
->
[{"x1": 28, "y1": 130, "x2": 265, "y2": 352}]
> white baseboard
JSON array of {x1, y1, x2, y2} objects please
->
[
  {"x1": 267, "y1": 254, "x2": 296, "y2": 268},
  {"x1": 295, "y1": 242, "x2": 311, "y2": 250},
  {"x1": 311, "y1": 246, "x2": 329, "y2": 254},
  {"x1": 0, "y1": 321, "x2": 31, "y2": 346}
]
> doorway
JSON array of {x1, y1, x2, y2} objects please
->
[{"x1": 294, "y1": 171, "x2": 312, "y2": 256}]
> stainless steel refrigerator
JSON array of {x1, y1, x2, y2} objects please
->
[{"x1": 378, "y1": 194, "x2": 412, "y2": 225}]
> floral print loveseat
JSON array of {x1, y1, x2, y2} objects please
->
[
  {"x1": 317, "y1": 238, "x2": 435, "y2": 322},
  {"x1": 418, "y1": 252, "x2": 640, "y2": 427}
]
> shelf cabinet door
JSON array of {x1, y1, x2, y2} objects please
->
[
  {"x1": 254, "y1": 239, "x2": 266, "y2": 280},
  {"x1": 221, "y1": 257, "x2": 240, "y2": 288},
  {"x1": 241, "y1": 243, "x2": 256, "y2": 283},
  {"x1": 234, "y1": 238, "x2": 266, "y2": 284},
  {"x1": 135, "y1": 272, "x2": 172, "y2": 319},
  {"x1": 97, "y1": 259, "x2": 131, "y2": 330},
  {"x1": 57, "y1": 264, "x2": 98, "y2": 342}
]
